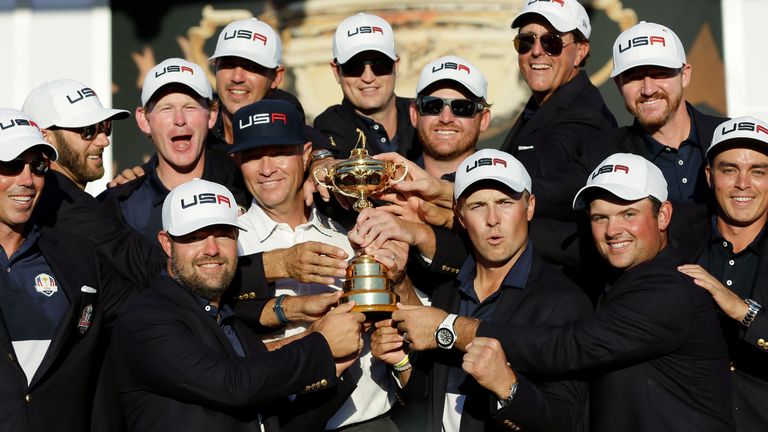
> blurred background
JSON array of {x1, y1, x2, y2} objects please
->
[{"x1": 0, "y1": 0, "x2": 764, "y2": 195}]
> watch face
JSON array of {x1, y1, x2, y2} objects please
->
[{"x1": 436, "y1": 328, "x2": 455, "y2": 347}]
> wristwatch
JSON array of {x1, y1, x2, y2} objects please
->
[
  {"x1": 741, "y1": 299, "x2": 762, "y2": 328},
  {"x1": 434, "y1": 314, "x2": 459, "y2": 349},
  {"x1": 310, "y1": 149, "x2": 334, "y2": 165},
  {"x1": 498, "y1": 381, "x2": 520, "y2": 408}
]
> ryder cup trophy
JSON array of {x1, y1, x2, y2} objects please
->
[{"x1": 313, "y1": 130, "x2": 408, "y2": 317}]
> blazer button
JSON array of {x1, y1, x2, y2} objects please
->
[
  {"x1": 321, "y1": 379, "x2": 328, "y2": 387},
  {"x1": 25, "y1": 394, "x2": 31, "y2": 403},
  {"x1": 758, "y1": 338, "x2": 766, "y2": 347}
]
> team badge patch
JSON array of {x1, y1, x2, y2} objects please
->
[
  {"x1": 78, "y1": 304, "x2": 93, "y2": 335},
  {"x1": 34, "y1": 273, "x2": 58, "y2": 297}
]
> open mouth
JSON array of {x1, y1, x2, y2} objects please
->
[
  {"x1": 8, "y1": 195, "x2": 33, "y2": 204},
  {"x1": 530, "y1": 64, "x2": 551, "y2": 70}
]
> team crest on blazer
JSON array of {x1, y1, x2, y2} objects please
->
[{"x1": 34, "y1": 273, "x2": 58, "y2": 297}]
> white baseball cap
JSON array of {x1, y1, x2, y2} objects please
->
[
  {"x1": 333, "y1": 13, "x2": 397, "y2": 64},
  {"x1": 209, "y1": 18, "x2": 282, "y2": 69},
  {"x1": 22, "y1": 79, "x2": 130, "y2": 129},
  {"x1": 707, "y1": 116, "x2": 768, "y2": 158},
  {"x1": 455, "y1": 149, "x2": 531, "y2": 199},
  {"x1": 573, "y1": 153, "x2": 668, "y2": 209},
  {"x1": 0, "y1": 108, "x2": 58, "y2": 162},
  {"x1": 141, "y1": 58, "x2": 213, "y2": 106},
  {"x1": 610, "y1": 21, "x2": 686, "y2": 78},
  {"x1": 416, "y1": 55, "x2": 488, "y2": 100},
  {"x1": 512, "y1": 0, "x2": 591, "y2": 39},
  {"x1": 162, "y1": 179, "x2": 245, "y2": 237}
]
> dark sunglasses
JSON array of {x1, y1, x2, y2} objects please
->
[
  {"x1": 338, "y1": 57, "x2": 395, "y2": 77},
  {"x1": 57, "y1": 120, "x2": 112, "y2": 141},
  {"x1": 0, "y1": 156, "x2": 50, "y2": 177},
  {"x1": 513, "y1": 32, "x2": 575, "y2": 56},
  {"x1": 416, "y1": 96, "x2": 485, "y2": 118}
]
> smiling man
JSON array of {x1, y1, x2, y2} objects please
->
[
  {"x1": 231, "y1": 99, "x2": 414, "y2": 431},
  {"x1": 100, "y1": 58, "x2": 248, "y2": 244},
  {"x1": 111, "y1": 178, "x2": 364, "y2": 432},
  {"x1": 500, "y1": 0, "x2": 616, "y2": 180},
  {"x1": 678, "y1": 116, "x2": 768, "y2": 432},
  {"x1": 311, "y1": 12, "x2": 422, "y2": 205}
]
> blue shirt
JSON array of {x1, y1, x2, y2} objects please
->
[
  {"x1": 0, "y1": 225, "x2": 70, "y2": 343},
  {"x1": 359, "y1": 115, "x2": 399, "y2": 153},
  {"x1": 191, "y1": 289, "x2": 245, "y2": 357},
  {"x1": 446, "y1": 242, "x2": 534, "y2": 394},
  {"x1": 643, "y1": 105, "x2": 703, "y2": 203},
  {"x1": 119, "y1": 161, "x2": 168, "y2": 245}
]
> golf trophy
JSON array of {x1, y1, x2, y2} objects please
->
[{"x1": 313, "y1": 129, "x2": 408, "y2": 317}]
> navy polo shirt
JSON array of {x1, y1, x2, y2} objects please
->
[
  {"x1": 643, "y1": 105, "x2": 703, "y2": 203},
  {"x1": 0, "y1": 225, "x2": 69, "y2": 380},
  {"x1": 699, "y1": 217, "x2": 765, "y2": 300},
  {"x1": 189, "y1": 285, "x2": 245, "y2": 357},
  {"x1": 359, "y1": 115, "x2": 399, "y2": 153},
  {"x1": 119, "y1": 162, "x2": 168, "y2": 244},
  {"x1": 445, "y1": 242, "x2": 534, "y2": 394}
]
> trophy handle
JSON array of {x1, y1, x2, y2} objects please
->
[
  {"x1": 313, "y1": 166, "x2": 333, "y2": 190},
  {"x1": 391, "y1": 162, "x2": 409, "y2": 184}
]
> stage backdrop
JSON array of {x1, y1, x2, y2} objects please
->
[{"x1": 111, "y1": 0, "x2": 726, "y2": 170}]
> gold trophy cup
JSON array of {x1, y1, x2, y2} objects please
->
[{"x1": 313, "y1": 130, "x2": 408, "y2": 317}]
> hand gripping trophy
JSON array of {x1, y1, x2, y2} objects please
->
[{"x1": 314, "y1": 130, "x2": 408, "y2": 318}]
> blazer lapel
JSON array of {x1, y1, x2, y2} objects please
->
[{"x1": 29, "y1": 236, "x2": 82, "y2": 388}]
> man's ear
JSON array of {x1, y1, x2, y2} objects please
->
[
  {"x1": 136, "y1": 107, "x2": 151, "y2": 135},
  {"x1": 41, "y1": 129, "x2": 57, "y2": 147},
  {"x1": 526, "y1": 193, "x2": 536, "y2": 222},
  {"x1": 302, "y1": 142, "x2": 312, "y2": 168},
  {"x1": 158, "y1": 230, "x2": 172, "y2": 258},
  {"x1": 331, "y1": 61, "x2": 342, "y2": 84},
  {"x1": 657, "y1": 201, "x2": 673, "y2": 232}
]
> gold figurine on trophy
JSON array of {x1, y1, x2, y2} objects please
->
[{"x1": 313, "y1": 130, "x2": 408, "y2": 317}]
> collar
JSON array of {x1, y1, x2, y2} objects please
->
[
  {"x1": 242, "y1": 203, "x2": 338, "y2": 244},
  {"x1": 456, "y1": 240, "x2": 534, "y2": 291},
  {"x1": 162, "y1": 271, "x2": 235, "y2": 321},
  {"x1": 710, "y1": 215, "x2": 768, "y2": 255},
  {"x1": 641, "y1": 103, "x2": 700, "y2": 158}
]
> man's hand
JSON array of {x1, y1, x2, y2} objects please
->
[
  {"x1": 370, "y1": 319, "x2": 407, "y2": 365},
  {"x1": 304, "y1": 157, "x2": 338, "y2": 206},
  {"x1": 462, "y1": 337, "x2": 518, "y2": 400},
  {"x1": 310, "y1": 302, "x2": 365, "y2": 358},
  {"x1": 374, "y1": 152, "x2": 454, "y2": 207},
  {"x1": 108, "y1": 164, "x2": 145, "y2": 188},
  {"x1": 391, "y1": 304, "x2": 448, "y2": 351},
  {"x1": 363, "y1": 239, "x2": 409, "y2": 286},
  {"x1": 678, "y1": 264, "x2": 750, "y2": 322},
  {"x1": 264, "y1": 241, "x2": 349, "y2": 284},
  {"x1": 282, "y1": 291, "x2": 342, "y2": 323}
]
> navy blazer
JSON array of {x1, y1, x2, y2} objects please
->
[
  {"x1": 478, "y1": 248, "x2": 735, "y2": 432},
  {"x1": 0, "y1": 228, "x2": 129, "y2": 432},
  {"x1": 112, "y1": 275, "x2": 349, "y2": 432},
  {"x1": 674, "y1": 203, "x2": 768, "y2": 432},
  {"x1": 402, "y1": 252, "x2": 593, "y2": 432}
]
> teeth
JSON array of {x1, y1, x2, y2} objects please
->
[
  {"x1": 609, "y1": 241, "x2": 631, "y2": 249},
  {"x1": 531, "y1": 64, "x2": 550, "y2": 70},
  {"x1": 641, "y1": 99, "x2": 661, "y2": 105},
  {"x1": 87, "y1": 155, "x2": 101, "y2": 160},
  {"x1": 9, "y1": 196, "x2": 32, "y2": 203},
  {"x1": 435, "y1": 130, "x2": 457, "y2": 135},
  {"x1": 733, "y1": 197, "x2": 753, "y2": 202},
  {"x1": 230, "y1": 90, "x2": 247, "y2": 95},
  {"x1": 199, "y1": 263, "x2": 221, "y2": 268}
]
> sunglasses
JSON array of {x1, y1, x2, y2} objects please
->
[
  {"x1": 513, "y1": 32, "x2": 575, "y2": 56},
  {"x1": 338, "y1": 57, "x2": 395, "y2": 77},
  {"x1": 416, "y1": 96, "x2": 485, "y2": 118},
  {"x1": 57, "y1": 120, "x2": 112, "y2": 141},
  {"x1": 0, "y1": 156, "x2": 50, "y2": 177}
]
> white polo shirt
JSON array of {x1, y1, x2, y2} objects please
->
[{"x1": 237, "y1": 202, "x2": 395, "y2": 429}]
